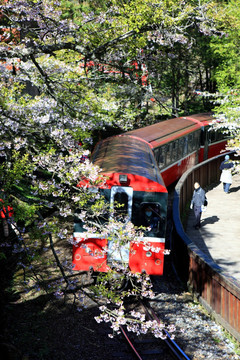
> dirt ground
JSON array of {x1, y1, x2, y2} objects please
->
[
  {"x1": 3, "y1": 295, "x2": 119, "y2": 360},
  {"x1": 1, "y1": 228, "x2": 120, "y2": 360}
]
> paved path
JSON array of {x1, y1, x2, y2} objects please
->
[{"x1": 186, "y1": 174, "x2": 240, "y2": 281}]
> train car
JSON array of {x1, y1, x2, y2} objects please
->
[
  {"x1": 72, "y1": 113, "x2": 229, "y2": 274},
  {"x1": 73, "y1": 135, "x2": 168, "y2": 275},
  {"x1": 127, "y1": 113, "x2": 229, "y2": 186}
]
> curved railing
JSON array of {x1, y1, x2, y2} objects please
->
[{"x1": 172, "y1": 153, "x2": 240, "y2": 342}]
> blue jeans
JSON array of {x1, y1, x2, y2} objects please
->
[
  {"x1": 223, "y1": 183, "x2": 231, "y2": 193},
  {"x1": 193, "y1": 206, "x2": 202, "y2": 228}
]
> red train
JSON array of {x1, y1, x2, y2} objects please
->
[{"x1": 72, "y1": 113, "x2": 228, "y2": 275}]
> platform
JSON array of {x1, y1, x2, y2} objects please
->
[{"x1": 186, "y1": 173, "x2": 240, "y2": 281}]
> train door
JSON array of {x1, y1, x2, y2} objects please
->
[
  {"x1": 110, "y1": 186, "x2": 133, "y2": 220},
  {"x1": 107, "y1": 186, "x2": 133, "y2": 264}
]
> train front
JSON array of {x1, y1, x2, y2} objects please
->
[{"x1": 72, "y1": 135, "x2": 168, "y2": 275}]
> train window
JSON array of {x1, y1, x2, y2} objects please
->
[
  {"x1": 172, "y1": 140, "x2": 178, "y2": 162},
  {"x1": 221, "y1": 128, "x2": 231, "y2": 140},
  {"x1": 139, "y1": 203, "x2": 163, "y2": 237},
  {"x1": 166, "y1": 142, "x2": 172, "y2": 165},
  {"x1": 153, "y1": 148, "x2": 159, "y2": 167},
  {"x1": 153, "y1": 148, "x2": 158, "y2": 161},
  {"x1": 194, "y1": 131, "x2": 200, "y2": 149},
  {"x1": 208, "y1": 128, "x2": 216, "y2": 143},
  {"x1": 183, "y1": 136, "x2": 188, "y2": 156},
  {"x1": 200, "y1": 127, "x2": 206, "y2": 146},
  {"x1": 188, "y1": 133, "x2": 194, "y2": 152},
  {"x1": 157, "y1": 146, "x2": 166, "y2": 169},
  {"x1": 216, "y1": 130, "x2": 224, "y2": 141},
  {"x1": 214, "y1": 129, "x2": 228, "y2": 142},
  {"x1": 207, "y1": 127, "x2": 230, "y2": 144},
  {"x1": 110, "y1": 186, "x2": 133, "y2": 221},
  {"x1": 178, "y1": 137, "x2": 184, "y2": 157}
]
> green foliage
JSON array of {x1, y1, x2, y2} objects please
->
[
  {"x1": 28, "y1": 226, "x2": 48, "y2": 244},
  {"x1": 12, "y1": 198, "x2": 39, "y2": 227},
  {"x1": 0, "y1": 151, "x2": 35, "y2": 192},
  {"x1": 91, "y1": 270, "x2": 126, "y2": 302},
  {"x1": 0, "y1": 252, "x2": 7, "y2": 261},
  {"x1": 210, "y1": 1, "x2": 240, "y2": 90},
  {"x1": 60, "y1": 0, "x2": 82, "y2": 20},
  {"x1": 60, "y1": 0, "x2": 109, "y2": 21},
  {"x1": 206, "y1": 1, "x2": 240, "y2": 153}
]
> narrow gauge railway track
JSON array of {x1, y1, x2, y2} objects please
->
[
  {"x1": 115, "y1": 299, "x2": 191, "y2": 360},
  {"x1": 141, "y1": 300, "x2": 191, "y2": 360},
  {"x1": 110, "y1": 187, "x2": 191, "y2": 360}
]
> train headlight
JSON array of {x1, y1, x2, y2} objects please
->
[
  {"x1": 155, "y1": 259, "x2": 162, "y2": 266},
  {"x1": 119, "y1": 174, "x2": 128, "y2": 183},
  {"x1": 146, "y1": 251, "x2": 152, "y2": 257},
  {"x1": 75, "y1": 254, "x2": 81, "y2": 261}
]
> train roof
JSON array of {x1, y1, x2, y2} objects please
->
[
  {"x1": 126, "y1": 113, "x2": 213, "y2": 148},
  {"x1": 92, "y1": 134, "x2": 165, "y2": 186}
]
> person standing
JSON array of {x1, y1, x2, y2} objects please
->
[
  {"x1": 220, "y1": 155, "x2": 234, "y2": 193},
  {"x1": 190, "y1": 182, "x2": 206, "y2": 230}
]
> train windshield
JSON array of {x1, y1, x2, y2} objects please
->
[{"x1": 140, "y1": 203, "x2": 164, "y2": 237}]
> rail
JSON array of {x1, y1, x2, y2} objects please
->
[
  {"x1": 172, "y1": 152, "x2": 240, "y2": 342},
  {"x1": 142, "y1": 301, "x2": 191, "y2": 360},
  {"x1": 119, "y1": 300, "x2": 191, "y2": 360}
]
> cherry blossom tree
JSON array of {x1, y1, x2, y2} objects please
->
[{"x1": 0, "y1": 0, "x2": 236, "y2": 340}]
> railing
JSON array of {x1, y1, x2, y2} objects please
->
[{"x1": 172, "y1": 153, "x2": 240, "y2": 342}]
